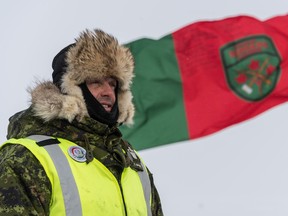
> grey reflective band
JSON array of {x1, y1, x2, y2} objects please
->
[
  {"x1": 27, "y1": 135, "x2": 82, "y2": 216},
  {"x1": 138, "y1": 162, "x2": 152, "y2": 216}
]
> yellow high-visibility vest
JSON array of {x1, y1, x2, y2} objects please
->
[{"x1": 4, "y1": 135, "x2": 152, "y2": 216}]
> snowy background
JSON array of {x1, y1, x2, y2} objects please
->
[{"x1": 1, "y1": 1, "x2": 288, "y2": 215}]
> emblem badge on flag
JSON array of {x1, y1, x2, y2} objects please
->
[{"x1": 221, "y1": 35, "x2": 281, "y2": 101}]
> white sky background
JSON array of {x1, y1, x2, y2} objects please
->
[{"x1": 1, "y1": 1, "x2": 288, "y2": 215}]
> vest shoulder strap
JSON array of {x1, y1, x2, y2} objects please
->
[{"x1": 27, "y1": 135, "x2": 60, "y2": 146}]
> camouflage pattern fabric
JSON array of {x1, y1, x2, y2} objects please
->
[
  {"x1": 0, "y1": 144, "x2": 51, "y2": 215},
  {"x1": 0, "y1": 107, "x2": 163, "y2": 215}
]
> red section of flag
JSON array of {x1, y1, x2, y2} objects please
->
[{"x1": 173, "y1": 15, "x2": 288, "y2": 139}]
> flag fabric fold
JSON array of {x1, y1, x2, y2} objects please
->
[{"x1": 120, "y1": 14, "x2": 288, "y2": 150}]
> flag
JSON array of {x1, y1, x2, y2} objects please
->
[{"x1": 120, "y1": 14, "x2": 288, "y2": 150}]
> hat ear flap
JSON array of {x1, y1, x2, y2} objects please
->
[{"x1": 52, "y1": 43, "x2": 75, "y2": 89}]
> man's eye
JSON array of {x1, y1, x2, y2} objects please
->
[
  {"x1": 108, "y1": 80, "x2": 117, "y2": 88},
  {"x1": 90, "y1": 80, "x2": 100, "y2": 85},
  {"x1": 110, "y1": 82, "x2": 117, "y2": 88}
]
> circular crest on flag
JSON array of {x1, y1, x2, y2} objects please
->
[{"x1": 68, "y1": 146, "x2": 87, "y2": 162}]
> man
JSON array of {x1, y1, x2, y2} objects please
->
[{"x1": 0, "y1": 29, "x2": 163, "y2": 215}]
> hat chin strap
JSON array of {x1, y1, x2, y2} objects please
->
[{"x1": 79, "y1": 83, "x2": 119, "y2": 126}]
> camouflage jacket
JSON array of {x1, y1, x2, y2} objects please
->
[{"x1": 0, "y1": 108, "x2": 163, "y2": 215}]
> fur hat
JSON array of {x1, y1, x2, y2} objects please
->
[{"x1": 30, "y1": 29, "x2": 135, "y2": 125}]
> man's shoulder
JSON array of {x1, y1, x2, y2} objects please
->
[
  {"x1": 0, "y1": 141, "x2": 50, "y2": 189},
  {"x1": 0, "y1": 142, "x2": 39, "y2": 166},
  {"x1": 0, "y1": 142, "x2": 51, "y2": 215}
]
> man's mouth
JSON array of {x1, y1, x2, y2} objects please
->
[{"x1": 101, "y1": 103, "x2": 112, "y2": 112}]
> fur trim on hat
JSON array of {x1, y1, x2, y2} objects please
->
[
  {"x1": 30, "y1": 29, "x2": 135, "y2": 125},
  {"x1": 29, "y1": 81, "x2": 88, "y2": 122}
]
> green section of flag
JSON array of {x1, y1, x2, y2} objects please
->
[{"x1": 120, "y1": 35, "x2": 189, "y2": 150}]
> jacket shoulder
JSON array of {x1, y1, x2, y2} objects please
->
[{"x1": 0, "y1": 143, "x2": 51, "y2": 215}]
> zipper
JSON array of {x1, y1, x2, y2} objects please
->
[
  {"x1": 92, "y1": 157, "x2": 128, "y2": 215},
  {"x1": 101, "y1": 126, "x2": 128, "y2": 215}
]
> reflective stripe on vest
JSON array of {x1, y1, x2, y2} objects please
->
[
  {"x1": 137, "y1": 162, "x2": 152, "y2": 216},
  {"x1": 28, "y1": 135, "x2": 82, "y2": 216},
  {"x1": 3, "y1": 136, "x2": 152, "y2": 216}
]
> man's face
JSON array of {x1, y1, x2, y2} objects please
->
[{"x1": 86, "y1": 77, "x2": 117, "y2": 112}]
